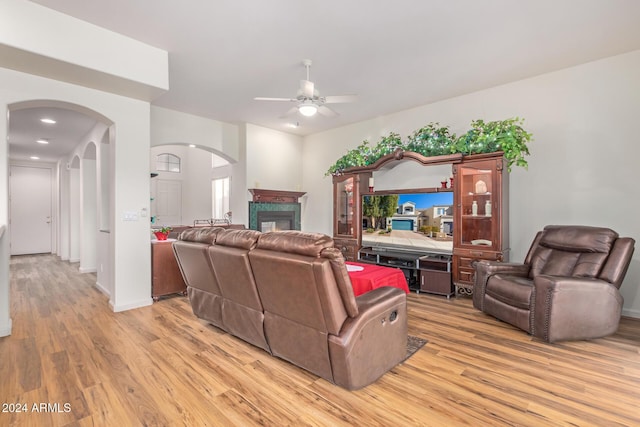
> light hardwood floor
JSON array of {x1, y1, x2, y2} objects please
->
[{"x1": 1, "y1": 254, "x2": 639, "y2": 426}]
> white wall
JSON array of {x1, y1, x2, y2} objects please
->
[
  {"x1": 246, "y1": 123, "x2": 304, "y2": 191},
  {"x1": 230, "y1": 126, "x2": 248, "y2": 226},
  {"x1": 95, "y1": 230, "x2": 110, "y2": 296},
  {"x1": 302, "y1": 50, "x2": 640, "y2": 317},
  {"x1": 98, "y1": 137, "x2": 111, "y2": 232},
  {"x1": 57, "y1": 161, "x2": 70, "y2": 260},
  {"x1": 80, "y1": 158, "x2": 97, "y2": 272},
  {"x1": 242, "y1": 124, "x2": 305, "y2": 228},
  {"x1": 184, "y1": 148, "x2": 215, "y2": 223},
  {"x1": 69, "y1": 166, "x2": 80, "y2": 263},
  {"x1": 151, "y1": 106, "x2": 239, "y2": 161},
  {"x1": 372, "y1": 161, "x2": 453, "y2": 192}
]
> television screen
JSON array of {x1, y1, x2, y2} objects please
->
[{"x1": 362, "y1": 191, "x2": 453, "y2": 253}]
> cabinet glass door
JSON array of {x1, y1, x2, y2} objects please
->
[
  {"x1": 336, "y1": 177, "x2": 355, "y2": 237},
  {"x1": 459, "y1": 164, "x2": 495, "y2": 248}
]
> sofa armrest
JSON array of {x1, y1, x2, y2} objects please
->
[
  {"x1": 327, "y1": 287, "x2": 407, "y2": 390},
  {"x1": 532, "y1": 275, "x2": 623, "y2": 342},
  {"x1": 473, "y1": 261, "x2": 530, "y2": 309}
]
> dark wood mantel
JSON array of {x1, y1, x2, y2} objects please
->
[{"x1": 248, "y1": 189, "x2": 306, "y2": 203}]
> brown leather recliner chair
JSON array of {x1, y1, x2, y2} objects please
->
[
  {"x1": 473, "y1": 225, "x2": 635, "y2": 342},
  {"x1": 207, "y1": 229, "x2": 269, "y2": 351},
  {"x1": 173, "y1": 227, "x2": 226, "y2": 330}
]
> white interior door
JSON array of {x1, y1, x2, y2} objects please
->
[
  {"x1": 155, "y1": 179, "x2": 182, "y2": 225},
  {"x1": 10, "y1": 165, "x2": 53, "y2": 255}
]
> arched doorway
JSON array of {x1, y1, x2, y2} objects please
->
[
  {"x1": 150, "y1": 143, "x2": 233, "y2": 227},
  {"x1": 8, "y1": 100, "x2": 113, "y2": 280}
]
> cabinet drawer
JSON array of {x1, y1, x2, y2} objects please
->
[
  {"x1": 458, "y1": 256, "x2": 477, "y2": 269},
  {"x1": 457, "y1": 268, "x2": 475, "y2": 284}
]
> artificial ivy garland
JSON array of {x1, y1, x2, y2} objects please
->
[{"x1": 326, "y1": 118, "x2": 532, "y2": 176}]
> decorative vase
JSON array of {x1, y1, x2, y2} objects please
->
[
  {"x1": 475, "y1": 179, "x2": 487, "y2": 194},
  {"x1": 485, "y1": 200, "x2": 492, "y2": 217},
  {"x1": 472, "y1": 201, "x2": 478, "y2": 216},
  {"x1": 440, "y1": 181, "x2": 448, "y2": 189},
  {"x1": 154, "y1": 231, "x2": 169, "y2": 241}
]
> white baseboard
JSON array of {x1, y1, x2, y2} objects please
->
[
  {"x1": 60, "y1": 256, "x2": 69, "y2": 261},
  {"x1": 110, "y1": 298, "x2": 153, "y2": 313},
  {"x1": 94, "y1": 281, "x2": 110, "y2": 296},
  {"x1": 69, "y1": 258, "x2": 80, "y2": 263},
  {"x1": 79, "y1": 267, "x2": 97, "y2": 273},
  {"x1": 622, "y1": 307, "x2": 640, "y2": 319},
  {"x1": 0, "y1": 318, "x2": 12, "y2": 337}
]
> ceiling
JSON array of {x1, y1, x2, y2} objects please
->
[
  {"x1": 9, "y1": 107, "x2": 100, "y2": 163},
  {"x1": 8, "y1": 0, "x2": 640, "y2": 162}
]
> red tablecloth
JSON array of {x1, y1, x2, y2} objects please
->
[{"x1": 346, "y1": 262, "x2": 409, "y2": 297}]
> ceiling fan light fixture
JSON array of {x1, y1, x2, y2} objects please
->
[{"x1": 298, "y1": 102, "x2": 318, "y2": 117}]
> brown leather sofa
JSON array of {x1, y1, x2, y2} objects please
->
[
  {"x1": 173, "y1": 228, "x2": 408, "y2": 390},
  {"x1": 473, "y1": 225, "x2": 635, "y2": 342}
]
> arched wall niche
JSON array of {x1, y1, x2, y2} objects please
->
[
  {"x1": 69, "y1": 155, "x2": 80, "y2": 169},
  {"x1": 82, "y1": 141, "x2": 97, "y2": 160}
]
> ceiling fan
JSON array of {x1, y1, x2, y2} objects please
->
[{"x1": 254, "y1": 59, "x2": 357, "y2": 118}]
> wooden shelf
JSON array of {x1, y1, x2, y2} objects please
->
[{"x1": 248, "y1": 189, "x2": 306, "y2": 203}]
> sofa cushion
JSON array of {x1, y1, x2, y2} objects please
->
[
  {"x1": 256, "y1": 230, "x2": 334, "y2": 257},
  {"x1": 539, "y1": 225, "x2": 618, "y2": 253},
  {"x1": 529, "y1": 247, "x2": 610, "y2": 279},
  {"x1": 178, "y1": 227, "x2": 223, "y2": 244},
  {"x1": 215, "y1": 229, "x2": 261, "y2": 250}
]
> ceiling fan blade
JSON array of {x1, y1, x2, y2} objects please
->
[
  {"x1": 279, "y1": 107, "x2": 299, "y2": 118},
  {"x1": 318, "y1": 105, "x2": 337, "y2": 117},
  {"x1": 300, "y1": 80, "x2": 315, "y2": 98},
  {"x1": 254, "y1": 97, "x2": 297, "y2": 102},
  {"x1": 323, "y1": 95, "x2": 358, "y2": 104}
]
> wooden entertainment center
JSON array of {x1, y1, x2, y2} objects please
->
[{"x1": 332, "y1": 150, "x2": 508, "y2": 296}]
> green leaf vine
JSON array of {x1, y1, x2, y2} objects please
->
[{"x1": 326, "y1": 118, "x2": 532, "y2": 176}]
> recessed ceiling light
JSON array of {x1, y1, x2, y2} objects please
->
[
  {"x1": 40, "y1": 118, "x2": 56, "y2": 124},
  {"x1": 30, "y1": 156, "x2": 40, "y2": 160},
  {"x1": 36, "y1": 139, "x2": 49, "y2": 144},
  {"x1": 188, "y1": 144, "x2": 196, "y2": 148}
]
